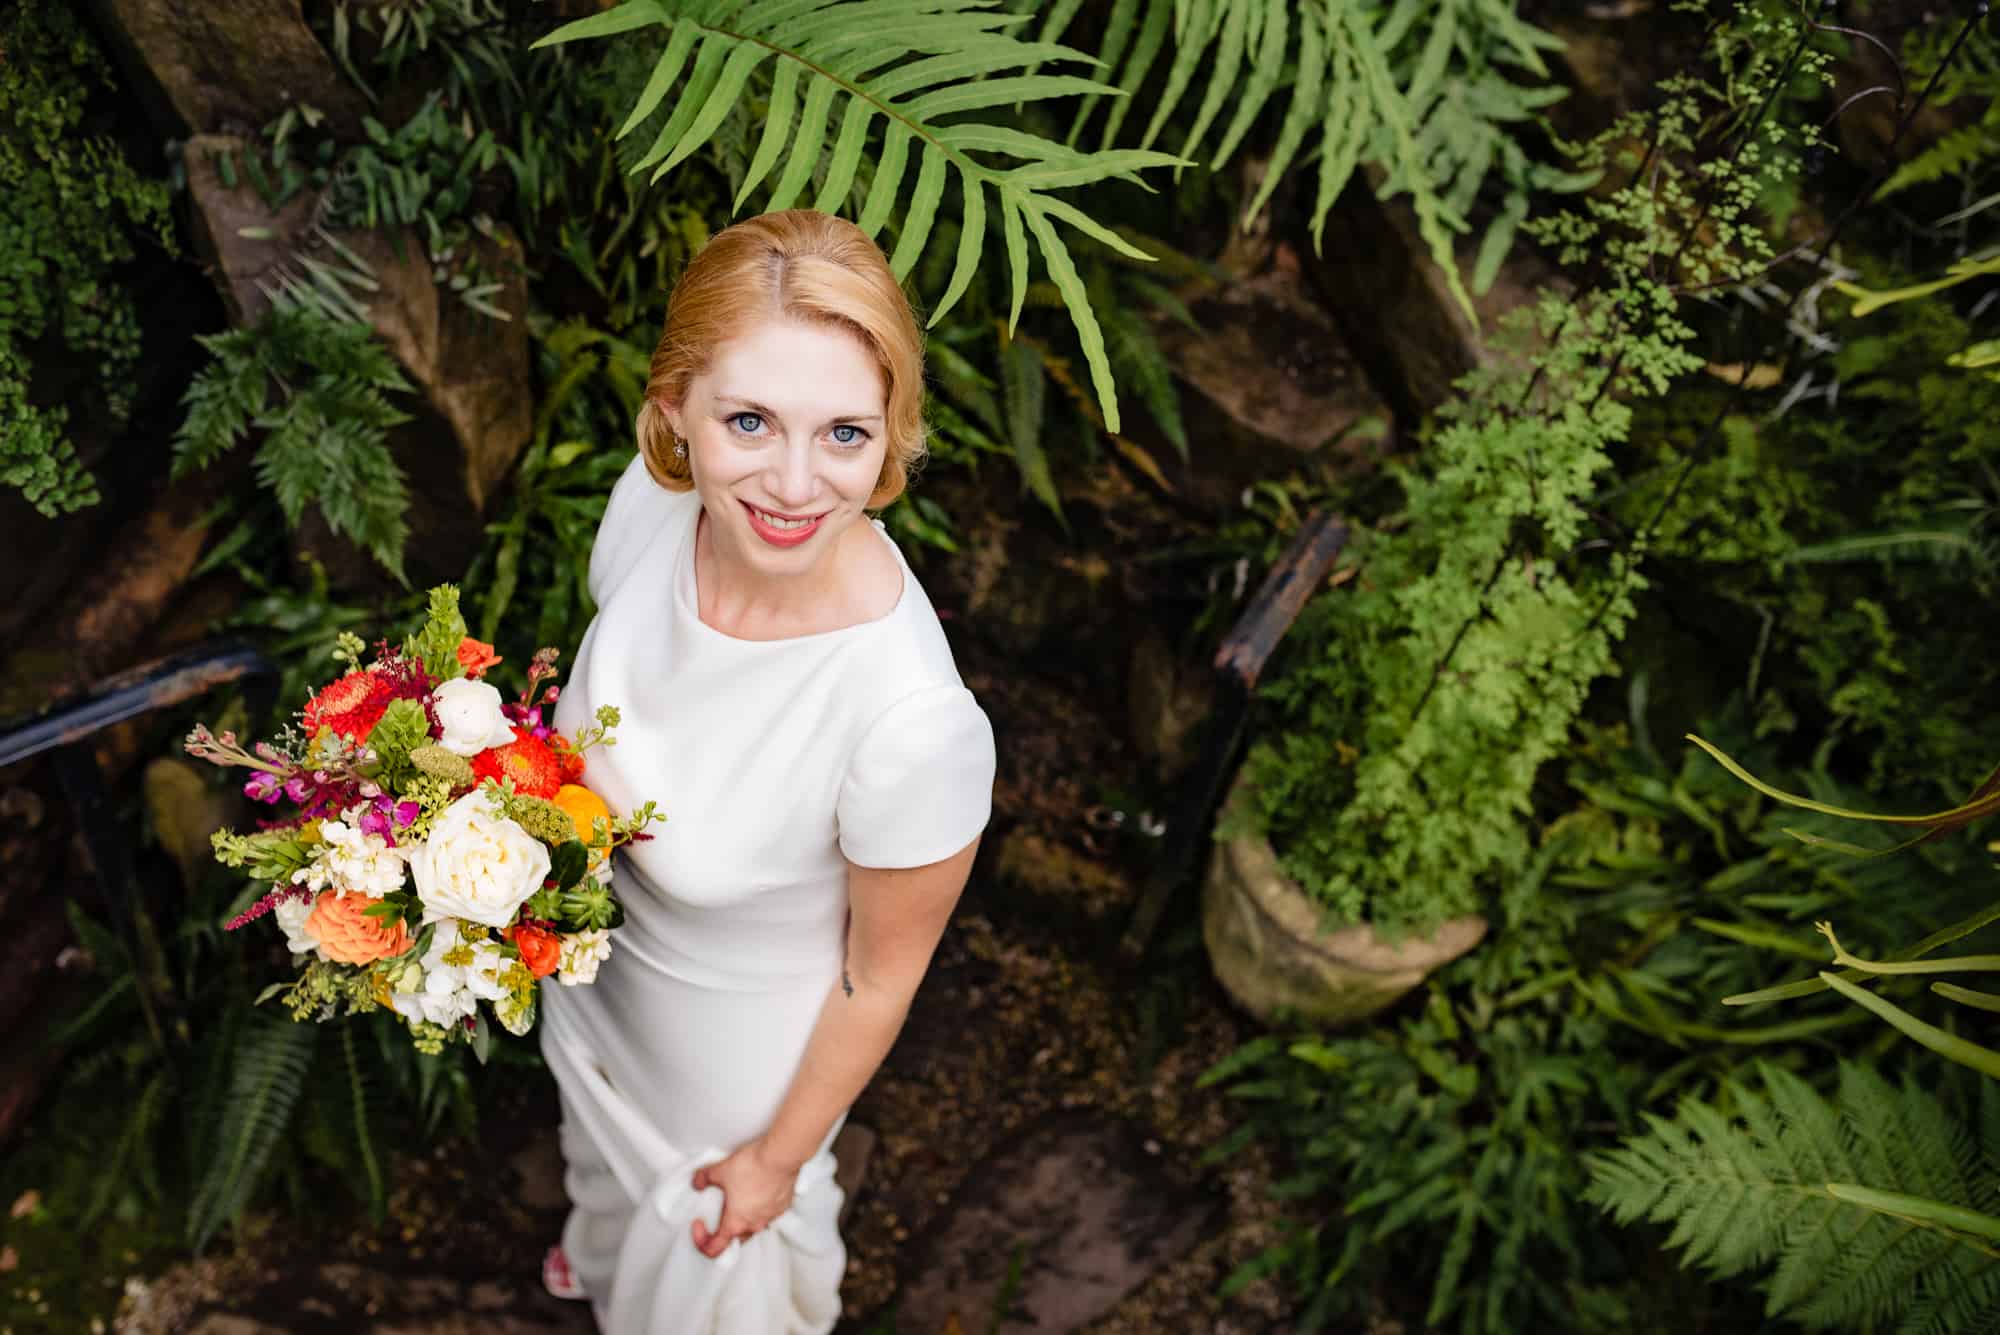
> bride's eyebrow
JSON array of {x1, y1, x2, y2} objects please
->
[{"x1": 715, "y1": 395, "x2": 884, "y2": 426}]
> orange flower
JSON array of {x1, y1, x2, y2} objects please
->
[
  {"x1": 469, "y1": 727, "x2": 564, "y2": 799},
  {"x1": 505, "y1": 923, "x2": 562, "y2": 979},
  {"x1": 305, "y1": 892, "x2": 412, "y2": 965},
  {"x1": 303, "y1": 670, "x2": 395, "y2": 742},
  {"x1": 456, "y1": 637, "x2": 503, "y2": 679},
  {"x1": 551, "y1": 784, "x2": 612, "y2": 861}
]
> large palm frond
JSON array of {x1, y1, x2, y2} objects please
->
[{"x1": 535, "y1": 0, "x2": 1183, "y2": 432}]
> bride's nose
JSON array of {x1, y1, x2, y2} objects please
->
[{"x1": 766, "y1": 439, "x2": 819, "y2": 511}]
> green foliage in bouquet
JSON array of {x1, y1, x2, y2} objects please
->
[
  {"x1": 0, "y1": 3, "x2": 174, "y2": 515},
  {"x1": 1235, "y1": 10, "x2": 1827, "y2": 932}
]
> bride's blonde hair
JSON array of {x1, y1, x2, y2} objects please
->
[{"x1": 636, "y1": 210, "x2": 926, "y2": 508}]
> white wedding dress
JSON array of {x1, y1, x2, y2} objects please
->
[{"x1": 543, "y1": 456, "x2": 995, "y2": 1333}]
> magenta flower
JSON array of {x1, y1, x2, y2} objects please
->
[{"x1": 244, "y1": 772, "x2": 284, "y2": 803}]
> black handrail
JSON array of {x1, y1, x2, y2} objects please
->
[
  {"x1": 0, "y1": 641, "x2": 278, "y2": 768},
  {"x1": 1120, "y1": 510, "x2": 1351, "y2": 961}
]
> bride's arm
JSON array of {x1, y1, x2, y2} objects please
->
[{"x1": 689, "y1": 836, "x2": 981, "y2": 1255}]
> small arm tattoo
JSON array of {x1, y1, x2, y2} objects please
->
[{"x1": 841, "y1": 969, "x2": 854, "y2": 998}]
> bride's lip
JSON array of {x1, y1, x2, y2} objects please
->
[
  {"x1": 743, "y1": 502, "x2": 826, "y2": 522},
  {"x1": 741, "y1": 499, "x2": 827, "y2": 547}
]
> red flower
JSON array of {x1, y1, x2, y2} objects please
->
[
  {"x1": 469, "y1": 727, "x2": 564, "y2": 799},
  {"x1": 303, "y1": 670, "x2": 395, "y2": 743},
  {"x1": 548, "y1": 734, "x2": 587, "y2": 786},
  {"x1": 505, "y1": 923, "x2": 562, "y2": 979}
]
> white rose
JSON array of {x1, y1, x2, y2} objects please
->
[
  {"x1": 273, "y1": 895, "x2": 322, "y2": 958},
  {"x1": 408, "y1": 791, "x2": 551, "y2": 927},
  {"x1": 432, "y1": 678, "x2": 518, "y2": 757}
]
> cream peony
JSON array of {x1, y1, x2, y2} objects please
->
[
  {"x1": 408, "y1": 791, "x2": 551, "y2": 927},
  {"x1": 432, "y1": 677, "x2": 518, "y2": 757}
]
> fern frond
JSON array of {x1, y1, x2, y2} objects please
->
[
  {"x1": 537, "y1": 0, "x2": 1183, "y2": 433},
  {"x1": 340, "y1": 1023, "x2": 386, "y2": 1220},
  {"x1": 1590, "y1": 1062, "x2": 2000, "y2": 1332},
  {"x1": 1878, "y1": 122, "x2": 2000, "y2": 200},
  {"x1": 178, "y1": 306, "x2": 416, "y2": 580},
  {"x1": 187, "y1": 1014, "x2": 317, "y2": 1250}
]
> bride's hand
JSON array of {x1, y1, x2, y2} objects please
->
[{"x1": 690, "y1": 1139, "x2": 798, "y2": 1258}]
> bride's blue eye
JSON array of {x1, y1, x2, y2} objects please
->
[
  {"x1": 831, "y1": 424, "x2": 867, "y2": 446},
  {"x1": 730, "y1": 412, "x2": 765, "y2": 434}
]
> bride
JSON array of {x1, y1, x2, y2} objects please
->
[{"x1": 540, "y1": 209, "x2": 995, "y2": 1332}]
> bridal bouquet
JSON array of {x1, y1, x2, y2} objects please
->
[{"x1": 185, "y1": 586, "x2": 660, "y2": 1055}]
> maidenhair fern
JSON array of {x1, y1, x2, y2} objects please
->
[
  {"x1": 1590, "y1": 1063, "x2": 2000, "y2": 1332},
  {"x1": 173, "y1": 305, "x2": 416, "y2": 581},
  {"x1": 0, "y1": 4, "x2": 173, "y2": 515},
  {"x1": 534, "y1": 0, "x2": 1183, "y2": 434}
]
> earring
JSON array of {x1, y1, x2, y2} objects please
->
[{"x1": 672, "y1": 434, "x2": 687, "y2": 460}]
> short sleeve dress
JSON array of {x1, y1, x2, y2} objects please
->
[{"x1": 541, "y1": 455, "x2": 995, "y2": 1334}]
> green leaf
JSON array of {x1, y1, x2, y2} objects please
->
[
  {"x1": 1819, "y1": 970, "x2": 2000, "y2": 1078},
  {"x1": 858, "y1": 121, "x2": 914, "y2": 238},
  {"x1": 1822, "y1": 1184, "x2": 2000, "y2": 1243},
  {"x1": 657, "y1": 38, "x2": 770, "y2": 178},
  {"x1": 765, "y1": 72, "x2": 837, "y2": 212},
  {"x1": 928, "y1": 159, "x2": 986, "y2": 326},
  {"x1": 550, "y1": 840, "x2": 591, "y2": 892},
  {"x1": 736, "y1": 57, "x2": 803, "y2": 210},
  {"x1": 812, "y1": 95, "x2": 877, "y2": 213},
  {"x1": 1020, "y1": 201, "x2": 1120, "y2": 433},
  {"x1": 532, "y1": 0, "x2": 672, "y2": 49}
]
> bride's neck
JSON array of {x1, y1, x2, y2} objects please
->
[{"x1": 694, "y1": 510, "x2": 864, "y2": 638}]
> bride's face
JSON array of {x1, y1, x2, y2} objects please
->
[{"x1": 670, "y1": 317, "x2": 889, "y2": 576}]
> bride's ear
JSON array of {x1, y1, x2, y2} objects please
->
[{"x1": 654, "y1": 396, "x2": 683, "y2": 439}]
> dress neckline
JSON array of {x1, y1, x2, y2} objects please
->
[{"x1": 677, "y1": 501, "x2": 909, "y2": 646}]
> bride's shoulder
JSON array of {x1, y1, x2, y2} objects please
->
[{"x1": 589, "y1": 455, "x2": 695, "y2": 602}]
